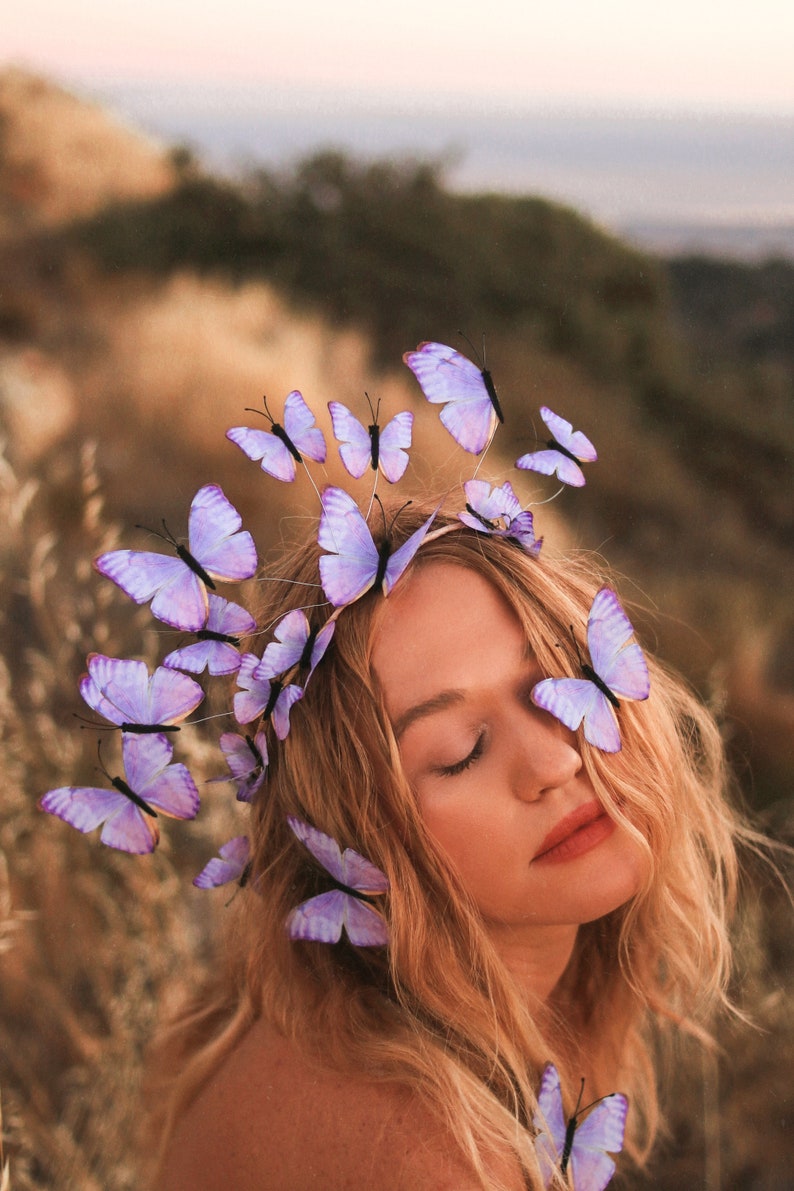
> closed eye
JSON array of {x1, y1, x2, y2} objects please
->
[{"x1": 434, "y1": 731, "x2": 486, "y2": 777}]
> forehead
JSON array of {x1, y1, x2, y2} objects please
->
[{"x1": 370, "y1": 561, "x2": 527, "y2": 721}]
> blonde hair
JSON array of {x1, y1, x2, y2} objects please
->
[{"x1": 151, "y1": 501, "x2": 747, "y2": 1188}]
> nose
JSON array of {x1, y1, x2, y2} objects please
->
[{"x1": 509, "y1": 706, "x2": 582, "y2": 801}]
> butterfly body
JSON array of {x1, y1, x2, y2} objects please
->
[
  {"x1": 95, "y1": 484, "x2": 257, "y2": 632},
  {"x1": 403, "y1": 341, "x2": 503, "y2": 455},
  {"x1": 531, "y1": 588, "x2": 649, "y2": 753},
  {"x1": 164, "y1": 595, "x2": 256, "y2": 676},
  {"x1": 328, "y1": 401, "x2": 413, "y2": 482},
  {"x1": 517, "y1": 407, "x2": 597, "y2": 488},
  {"x1": 228, "y1": 391, "x2": 326, "y2": 482},
  {"x1": 533, "y1": 1064, "x2": 628, "y2": 1191}
]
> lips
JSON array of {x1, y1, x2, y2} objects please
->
[{"x1": 533, "y1": 800, "x2": 610, "y2": 863}]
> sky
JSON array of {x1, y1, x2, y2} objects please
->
[{"x1": 6, "y1": 0, "x2": 794, "y2": 112}]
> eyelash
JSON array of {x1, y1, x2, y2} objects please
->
[{"x1": 436, "y1": 732, "x2": 485, "y2": 777}]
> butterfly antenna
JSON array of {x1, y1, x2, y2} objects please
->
[
  {"x1": 569, "y1": 625, "x2": 586, "y2": 670},
  {"x1": 134, "y1": 521, "x2": 174, "y2": 547},
  {"x1": 456, "y1": 328, "x2": 484, "y2": 367},
  {"x1": 73, "y1": 713, "x2": 116, "y2": 731},
  {"x1": 363, "y1": 390, "x2": 379, "y2": 423}
]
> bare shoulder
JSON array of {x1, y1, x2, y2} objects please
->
[{"x1": 154, "y1": 1018, "x2": 520, "y2": 1190}]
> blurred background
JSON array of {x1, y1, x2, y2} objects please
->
[{"x1": 0, "y1": 2, "x2": 791, "y2": 1186}]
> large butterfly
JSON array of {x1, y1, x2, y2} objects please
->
[
  {"x1": 213, "y1": 730, "x2": 268, "y2": 803},
  {"x1": 286, "y1": 816, "x2": 389, "y2": 947},
  {"x1": 95, "y1": 484, "x2": 257, "y2": 632},
  {"x1": 233, "y1": 653, "x2": 303, "y2": 740},
  {"x1": 39, "y1": 733, "x2": 200, "y2": 854},
  {"x1": 318, "y1": 486, "x2": 436, "y2": 607},
  {"x1": 257, "y1": 608, "x2": 335, "y2": 682},
  {"x1": 531, "y1": 588, "x2": 650, "y2": 753},
  {"x1": 516, "y1": 407, "x2": 597, "y2": 487},
  {"x1": 458, "y1": 479, "x2": 543, "y2": 557},
  {"x1": 227, "y1": 390, "x2": 327, "y2": 482},
  {"x1": 80, "y1": 654, "x2": 204, "y2": 734},
  {"x1": 328, "y1": 398, "x2": 413, "y2": 483},
  {"x1": 403, "y1": 340, "x2": 504, "y2": 455},
  {"x1": 194, "y1": 835, "x2": 252, "y2": 890},
  {"x1": 163, "y1": 594, "x2": 256, "y2": 676},
  {"x1": 533, "y1": 1064, "x2": 628, "y2": 1191}
]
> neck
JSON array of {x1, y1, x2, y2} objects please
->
[{"x1": 487, "y1": 922, "x2": 579, "y2": 1003}]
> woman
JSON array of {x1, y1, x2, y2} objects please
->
[{"x1": 151, "y1": 502, "x2": 745, "y2": 1190}]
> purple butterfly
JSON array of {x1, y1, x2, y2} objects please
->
[
  {"x1": 286, "y1": 816, "x2": 389, "y2": 947},
  {"x1": 233, "y1": 653, "x2": 303, "y2": 740},
  {"x1": 458, "y1": 480, "x2": 543, "y2": 557},
  {"x1": 403, "y1": 340, "x2": 504, "y2": 455},
  {"x1": 194, "y1": 835, "x2": 251, "y2": 889},
  {"x1": 533, "y1": 1063, "x2": 628, "y2": 1191},
  {"x1": 163, "y1": 594, "x2": 256, "y2": 676},
  {"x1": 257, "y1": 609, "x2": 335, "y2": 683},
  {"x1": 39, "y1": 733, "x2": 200, "y2": 854},
  {"x1": 227, "y1": 390, "x2": 326, "y2": 482},
  {"x1": 328, "y1": 397, "x2": 413, "y2": 483},
  {"x1": 214, "y1": 730, "x2": 268, "y2": 803},
  {"x1": 531, "y1": 588, "x2": 650, "y2": 754},
  {"x1": 95, "y1": 484, "x2": 257, "y2": 632},
  {"x1": 80, "y1": 654, "x2": 204, "y2": 734},
  {"x1": 318, "y1": 486, "x2": 436, "y2": 607},
  {"x1": 516, "y1": 407, "x2": 597, "y2": 488}
]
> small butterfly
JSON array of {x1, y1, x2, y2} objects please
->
[
  {"x1": 257, "y1": 609, "x2": 335, "y2": 683},
  {"x1": 318, "y1": 486, "x2": 436, "y2": 607},
  {"x1": 458, "y1": 479, "x2": 543, "y2": 557},
  {"x1": 39, "y1": 733, "x2": 200, "y2": 854},
  {"x1": 194, "y1": 835, "x2": 252, "y2": 889},
  {"x1": 213, "y1": 730, "x2": 268, "y2": 803},
  {"x1": 286, "y1": 816, "x2": 389, "y2": 947},
  {"x1": 163, "y1": 594, "x2": 256, "y2": 676},
  {"x1": 80, "y1": 654, "x2": 204, "y2": 734},
  {"x1": 233, "y1": 653, "x2": 303, "y2": 740},
  {"x1": 403, "y1": 340, "x2": 504, "y2": 455},
  {"x1": 531, "y1": 588, "x2": 650, "y2": 753},
  {"x1": 328, "y1": 397, "x2": 413, "y2": 483},
  {"x1": 95, "y1": 484, "x2": 258, "y2": 632},
  {"x1": 533, "y1": 1063, "x2": 628, "y2": 1191},
  {"x1": 227, "y1": 390, "x2": 327, "y2": 482},
  {"x1": 516, "y1": 407, "x2": 597, "y2": 488}
]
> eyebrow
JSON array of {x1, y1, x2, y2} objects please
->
[{"x1": 393, "y1": 690, "x2": 466, "y2": 739}]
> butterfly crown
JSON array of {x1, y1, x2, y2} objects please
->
[{"x1": 40, "y1": 339, "x2": 649, "y2": 936}]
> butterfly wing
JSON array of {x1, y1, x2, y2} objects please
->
[
  {"x1": 340, "y1": 847, "x2": 390, "y2": 895},
  {"x1": 403, "y1": 341, "x2": 497, "y2": 454},
  {"x1": 318, "y1": 486, "x2": 380, "y2": 606},
  {"x1": 342, "y1": 897, "x2": 390, "y2": 947},
  {"x1": 283, "y1": 390, "x2": 326, "y2": 464},
  {"x1": 377, "y1": 410, "x2": 413, "y2": 482},
  {"x1": 216, "y1": 730, "x2": 268, "y2": 802},
  {"x1": 540, "y1": 406, "x2": 597, "y2": 463},
  {"x1": 95, "y1": 549, "x2": 209, "y2": 631},
  {"x1": 287, "y1": 890, "x2": 346, "y2": 943},
  {"x1": 382, "y1": 507, "x2": 438, "y2": 595},
  {"x1": 233, "y1": 653, "x2": 271, "y2": 725},
  {"x1": 328, "y1": 401, "x2": 373, "y2": 479},
  {"x1": 272, "y1": 683, "x2": 303, "y2": 741},
  {"x1": 516, "y1": 447, "x2": 587, "y2": 488},
  {"x1": 194, "y1": 835, "x2": 251, "y2": 889},
  {"x1": 187, "y1": 484, "x2": 258, "y2": 582},
  {"x1": 568, "y1": 1094, "x2": 628, "y2": 1191},
  {"x1": 123, "y1": 733, "x2": 200, "y2": 822},
  {"x1": 532, "y1": 677, "x2": 621, "y2": 754},
  {"x1": 259, "y1": 609, "x2": 312, "y2": 677},
  {"x1": 226, "y1": 426, "x2": 296, "y2": 482},
  {"x1": 287, "y1": 815, "x2": 345, "y2": 882},
  {"x1": 39, "y1": 784, "x2": 157, "y2": 853},
  {"x1": 532, "y1": 1064, "x2": 568, "y2": 1189},
  {"x1": 587, "y1": 588, "x2": 650, "y2": 703}
]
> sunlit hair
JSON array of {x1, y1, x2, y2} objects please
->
[{"x1": 151, "y1": 500, "x2": 749, "y2": 1189}]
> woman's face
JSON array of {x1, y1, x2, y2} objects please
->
[{"x1": 371, "y1": 562, "x2": 648, "y2": 933}]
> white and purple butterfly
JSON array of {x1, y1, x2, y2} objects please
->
[
  {"x1": 516, "y1": 407, "x2": 597, "y2": 488},
  {"x1": 328, "y1": 397, "x2": 413, "y2": 483},
  {"x1": 39, "y1": 733, "x2": 200, "y2": 854},
  {"x1": 318, "y1": 486, "x2": 436, "y2": 607},
  {"x1": 286, "y1": 816, "x2": 389, "y2": 947},
  {"x1": 233, "y1": 653, "x2": 303, "y2": 740},
  {"x1": 531, "y1": 588, "x2": 650, "y2": 754},
  {"x1": 194, "y1": 835, "x2": 251, "y2": 889},
  {"x1": 403, "y1": 340, "x2": 504, "y2": 455},
  {"x1": 227, "y1": 390, "x2": 327, "y2": 482},
  {"x1": 533, "y1": 1063, "x2": 628, "y2": 1191},
  {"x1": 95, "y1": 484, "x2": 257, "y2": 632},
  {"x1": 214, "y1": 730, "x2": 268, "y2": 803},
  {"x1": 163, "y1": 594, "x2": 256, "y2": 676},
  {"x1": 80, "y1": 654, "x2": 204, "y2": 734},
  {"x1": 257, "y1": 608, "x2": 335, "y2": 683},
  {"x1": 458, "y1": 480, "x2": 543, "y2": 557}
]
